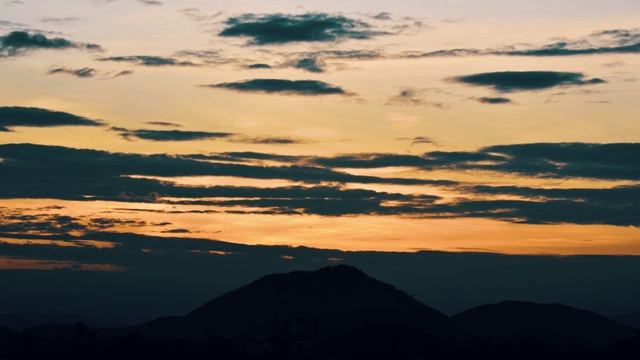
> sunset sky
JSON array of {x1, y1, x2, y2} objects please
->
[{"x1": 1, "y1": 0, "x2": 639, "y2": 318}]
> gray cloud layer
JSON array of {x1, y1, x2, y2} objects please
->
[{"x1": 0, "y1": 142, "x2": 638, "y2": 225}]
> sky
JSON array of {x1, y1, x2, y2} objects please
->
[{"x1": 0, "y1": 0, "x2": 639, "y2": 318}]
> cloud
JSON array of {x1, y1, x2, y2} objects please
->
[
  {"x1": 219, "y1": 13, "x2": 389, "y2": 45},
  {"x1": 288, "y1": 57, "x2": 324, "y2": 73},
  {"x1": 404, "y1": 28, "x2": 640, "y2": 58},
  {"x1": 477, "y1": 97, "x2": 512, "y2": 104},
  {"x1": 0, "y1": 208, "x2": 151, "y2": 236},
  {"x1": 111, "y1": 70, "x2": 134, "y2": 78},
  {"x1": 247, "y1": 63, "x2": 272, "y2": 69},
  {"x1": 501, "y1": 29, "x2": 640, "y2": 56},
  {"x1": 230, "y1": 136, "x2": 308, "y2": 145},
  {"x1": 144, "y1": 121, "x2": 183, "y2": 128},
  {"x1": 40, "y1": 17, "x2": 82, "y2": 25},
  {"x1": 0, "y1": 31, "x2": 101, "y2": 57},
  {"x1": 136, "y1": 0, "x2": 162, "y2": 5},
  {"x1": 372, "y1": 12, "x2": 392, "y2": 21},
  {"x1": 453, "y1": 71, "x2": 605, "y2": 92},
  {"x1": 173, "y1": 50, "x2": 234, "y2": 66},
  {"x1": 408, "y1": 136, "x2": 438, "y2": 145},
  {"x1": 206, "y1": 79, "x2": 350, "y2": 96},
  {"x1": 99, "y1": 55, "x2": 198, "y2": 67},
  {"x1": 280, "y1": 50, "x2": 382, "y2": 73},
  {"x1": 179, "y1": 8, "x2": 223, "y2": 22},
  {"x1": 0, "y1": 107, "x2": 104, "y2": 131},
  {"x1": 110, "y1": 127, "x2": 234, "y2": 141},
  {"x1": 47, "y1": 67, "x2": 97, "y2": 78}
]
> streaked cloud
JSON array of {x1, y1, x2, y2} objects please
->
[
  {"x1": 206, "y1": 79, "x2": 351, "y2": 96},
  {"x1": 99, "y1": 55, "x2": 198, "y2": 67},
  {"x1": 47, "y1": 67, "x2": 97, "y2": 78},
  {"x1": 453, "y1": 71, "x2": 605, "y2": 92},
  {"x1": 110, "y1": 127, "x2": 234, "y2": 141}
]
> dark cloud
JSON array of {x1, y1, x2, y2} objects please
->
[
  {"x1": 144, "y1": 121, "x2": 183, "y2": 128},
  {"x1": 110, "y1": 127, "x2": 234, "y2": 141},
  {"x1": 47, "y1": 67, "x2": 96, "y2": 78},
  {"x1": 0, "y1": 208, "x2": 151, "y2": 236},
  {"x1": 289, "y1": 57, "x2": 324, "y2": 73},
  {"x1": 99, "y1": 55, "x2": 198, "y2": 67},
  {"x1": 247, "y1": 63, "x2": 272, "y2": 69},
  {"x1": 0, "y1": 107, "x2": 104, "y2": 131},
  {"x1": 230, "y1": 136, "x2": 307, "y2": 145},
  {"x1": 219, "y1": 13, "x2": 389, "y2": 45},
  {"x1": 477, "y1": 143, "x2": 640, "y2": 180},
  {"x1": 136, "y1": 0, "x2": 162, "y2": 5},
  {"x1": 478, "y1": 97, "x2": 512, "y2": 104},
  {"x1": 206, "y1": 79, "x2": 350, "y2": 96},
  {"x1": 1, "y1": 142, "x2": 637, "y2": 225},
  {"x1": 0, "y1": 144, "x2": 438, "y2": 191},
  {"x1": 453, "y1": 71, "x2": 605, "y2": 92},
  {"x1": 161, "y1": 229, "x2": 191, "y2": 234},
  {"x1": 0, "y1": 31, "x2": 101, "y2": 56}
]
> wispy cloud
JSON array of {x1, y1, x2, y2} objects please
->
[
  {"x1": 404, "y1": 28, "x2": 640, "y2": 58},
  {"x1": 47, "y1": 67, "x2": 96, "y2": 78},
  {"x1": 99, "y1": 55, "x2": 198, "y2": 67}
]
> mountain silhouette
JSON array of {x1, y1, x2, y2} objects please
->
[
  {"x1": 610, "y1": 310, "x2": 640, "y2": 330},
  {"x1": 125, "y1": 265, "x2": 457, "y2": 340},
  {"x1": 453, "y1": 300, "x2": 637, "y2": 345}
]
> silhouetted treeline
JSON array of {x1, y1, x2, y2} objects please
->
[{"x1": 0, "y1": 322, "x2": 639, "y2": 360}]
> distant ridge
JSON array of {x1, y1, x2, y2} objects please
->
[{"x1": 453, "y1": 300, "x2": 637, "y2": 345}]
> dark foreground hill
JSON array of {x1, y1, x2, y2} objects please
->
[
  {"x1": 453, "y1": 301, "x2": 637, "y2": 345},
  {"x1": 124, "y1": 265, "x2": 457, "y2": 339}
]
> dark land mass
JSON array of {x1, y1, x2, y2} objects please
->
[
  {"x1": 611, "y1": 310, "x2": 640, "y2": 330},
  {"x1": 453, "y1": 300, "x2": 636, "y2": 345},
  {"x1": 1, "y1": 265, "x2": 639, "y2": 359}
]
